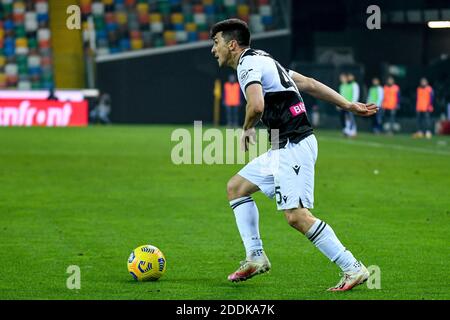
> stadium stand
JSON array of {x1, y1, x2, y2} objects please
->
[
  {"x1": 81, "y1": 0, "x2": 278, "y2": 56},
  {"x1": 0, "y1": 0, "x2": 280, "y2": 89},
  {"x1": 0, "y1": 0, "x2": 54, "y2": 90}
]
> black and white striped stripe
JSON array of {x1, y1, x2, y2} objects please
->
[
  {"x1": 230, "y1": 196, "x2": 254, "y2": 210},
  {"x1": 308, "y1": 221, "x2": 327, "y2": 244}
]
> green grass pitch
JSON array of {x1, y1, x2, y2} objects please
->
[{"x1": 0, "y1": 125, "x2": 449, "y2": 300}]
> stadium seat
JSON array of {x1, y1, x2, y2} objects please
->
[
  {"x1": 119, "y1": 38, "x2": 131, "y2": 51},
  {"x1": 5, "y1": 63, "x2": 17, "y2": 76},
  {"x1": 116, "y1": 11, "x2": 128, "y2": 25},
  {"x1": 171, "y1": 13, "x2": 184, "y2": 24},
  {"x1": 250, "y1": 14, "x2": 264, "y2": 33},
  {"x1": 25, "y1": 12, "x2": 38, "y2": 32},
  {"x1": 13, "y1": 1, "x2": 26, "y2": 15},
  {"x1": 3, "y1": 37, "x2": 15, "y2": 57},
  {"x1": 18, "y1": 80, "x2": 31, "y2": 90},
  {"x1": 142, "y1": 31, "x2": 152, "y2": 48},
  {"x1": 150, "y1": 22, "x2": 164, "y2": 33}
]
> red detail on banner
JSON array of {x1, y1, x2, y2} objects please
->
[{"x1": 0, "y1": 99, "x2": 88, "y2": 127}]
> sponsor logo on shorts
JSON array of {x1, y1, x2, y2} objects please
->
[{"x1": 293, "y1": 165, "x2": 300, "y2": 175}]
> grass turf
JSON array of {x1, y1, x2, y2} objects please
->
[{"x1": 0, "y1": 125, "x2": 449, "y2": 300}]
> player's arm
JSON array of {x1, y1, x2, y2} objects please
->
[
  {"x1": 241, "y1": 83, "x2": 264, "y2": 151},
  {"x1": 290, "y1": 71, "x2": 377, "y2": 117},
  {"x1": 243, "y1": 83, "x2": 264, "y2": 130}
]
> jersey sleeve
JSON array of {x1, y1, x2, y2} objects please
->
[{"x1": 237, "y1": 56, "x2": 263, "y2": 93}]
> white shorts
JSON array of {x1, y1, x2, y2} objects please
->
[{"x1": 238, "y1": 134, "x2": 318, "y2": 210}]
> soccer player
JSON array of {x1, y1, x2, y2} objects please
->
[{"x1": 210, "y1": 19, "x2": 377, "y2": 291}]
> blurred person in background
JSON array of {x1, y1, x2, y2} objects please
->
[
  {"x1": 346, "y1": 73, "x2": 359, "y2": 137},
  {"x1": 90, "y1": 91, "x2": 112, "y2": 124},
  {"x1": 338, "y1": 73, "x2": 348, "y2": 131},
  {"x1": 223, "y1": 74, "x2": 242, "y2": 127},
  {"x1": 311, "y1": 103, "x2": 320, "y2": 127},
  {"x1": 382, "y1": 76, "x2": 400, "y2": 134},
  {"x1": 338, "y1": 73, "x2": 356, "y2": 137},
  {"x1": 367, "y1": 77, "x2": 384, "y2": 134},
  {"x1": 413, "y1": 77, "x2": 434, "y2": 139}
]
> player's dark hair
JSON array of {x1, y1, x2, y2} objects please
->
[{"x1": 210, "y1": 19, "x2": 251, "y2": 47}]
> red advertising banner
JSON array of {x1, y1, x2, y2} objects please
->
[{"x1": 0, "y1": 99, "x2": 88, "y2": 127}]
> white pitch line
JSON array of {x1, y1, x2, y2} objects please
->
[{"x1": 319, "y1": 136, "x2": 450, "y2": 156}]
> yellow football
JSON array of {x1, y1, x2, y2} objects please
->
[{"x1": 127, "y1": 245, "x2": 166, "y2": 281}]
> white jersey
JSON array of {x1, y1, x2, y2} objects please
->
[
  {"x1": 237, "y1": 48, "x2": 299, "y2": 99},
  {"x1": 236, "y1": 48, "x2": 313, "y2": 148}
]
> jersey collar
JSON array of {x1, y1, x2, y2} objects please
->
[{"x1": 237, "y1": 48, "x2": 251, "y2": 67}]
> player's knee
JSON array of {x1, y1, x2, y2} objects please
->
[
  {"x1": 284, "y1": 208, "x2": 315, "y2": 231},
  {"x1": 227, "y1": 175, "x2": 259, "y2": 201},
  {"x1": 284, "y1": 209, "x2": 303, "y2": 227},
  {"x1": 226, "y1": 177, "x2": 244, "y2": 200},
  {"x1": 285, "y1": 213, "x2": 296, "y2": 227}
]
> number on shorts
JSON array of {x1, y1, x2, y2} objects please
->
[{"x1": 275, "y1": 186, "x2": 282, "y2": 205}]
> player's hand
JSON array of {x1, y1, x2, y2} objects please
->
[
  {"x1": 346, "y1": 102, "x2": 378, "y2": 117},
  {"x1": 240, "y1": 128, "x2": 257, "y2": 152}
]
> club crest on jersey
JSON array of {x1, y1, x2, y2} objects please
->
[
  {"x1": 239, "y1": 69, "x2": 253, "y2": 82},
  {"x1": 289, "y1": 102, "x2": 306, "y2": 117}
]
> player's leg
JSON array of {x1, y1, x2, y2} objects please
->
[
  {"x1": 284, "y1": 207, "x2": 369, "y2": 291},
  {"x1": 226, "y1": 153, "x2": 275, "y2": 282},
  {"x1": 348, "y1": 112, "x2": 357, "y2": 137},
  {"x1": 377, "y1": 107, "x2": 384, "y2": 133},
  {"x1": 379, "y1": 107, "x2": 386, "y2": 132},
  {"x1": 414, "y1": 111, "x2": 424, "y2": 138},
  {"x1": 372, "y1": 111, "x2": 379, "y2": 134},
  {"x1": 424, "y1": 112, "x2": 432, "y2": 138},
  {"x1": 232, "y1": 106, "x2": 239, "y2": 128},
  {"x1": 226, "y1": 106, "x2": 232, "y2": 127},
  {"x1": 227, "y1": 174, "x2": 263, "y2": 260},
  {"x1": 339, "y1": 109, "x2": 346, "y2": 135},
  {"x1": 385, "y1": 110, "x2": 392, "y2": 133},
  {"x1": 344, "y1": 111, "x2": 351, "y2": 136},
  {"x1": 277, "y1": 135, "x2": 368, "y2": 291},
  {"x1": 390, "y1": 109, "x2": 397, "y2": 133}
]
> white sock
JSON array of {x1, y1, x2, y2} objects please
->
[
  {"x1": 230, "y1": 196, "x2": 263, "y2": 260},
  {"x1": 305, "y1": 219, "x2": 361, "y2": 273}
]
